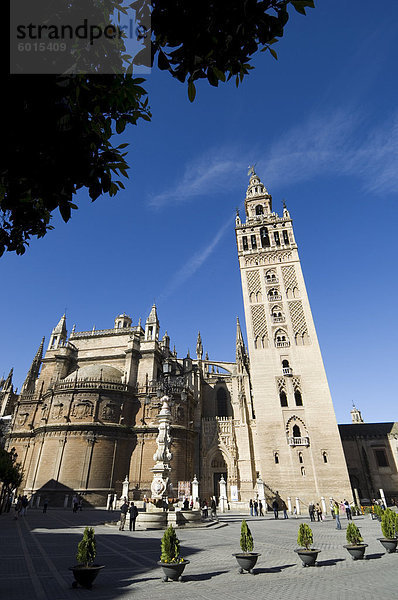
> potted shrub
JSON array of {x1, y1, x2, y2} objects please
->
[
  {"x1": 294, "y1": 523, "x2": 320, "y2": 567},
  {"x1": 233, "y1": 520, "x2": 261, "y2": 574},
  {"x1": 344, "y1": 522, "x2": 368, "y2": 560},
  {"x1": 69, "y1": 527, "x2": 104, "y2": 588},
  {"x1": 379, "y1": 508, "x2": 398, "y2": 553},
  {"x1": 158, "y1": 525, "x2": 189, "y2": 582}
]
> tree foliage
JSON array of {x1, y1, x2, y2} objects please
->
[
  {"x1": 297, "y1": 522, "x2": 313, "y2": 550},
  {"x1": 240, "y1": 519, "x2": 254, "y2": 552},
  {"x1": 76, "y1": 526, "x2": 97, "y2": 566},
  {"x1": 381, "y1": 508, "x2": 397, "y2": 540},
  {"x1": 346, "y1": 522, "x2": 363, "y2": 546},
  {"x1": 160, "y1": 524, "x2": 182, "y2": 563},
  {"x1": 2, "y1": 0, "x2": 314, "y2": 256}
]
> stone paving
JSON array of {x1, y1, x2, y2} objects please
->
[{"x1": 1, "y1": 508, "x2": 397, "y2": 600}]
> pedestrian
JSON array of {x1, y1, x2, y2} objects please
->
[
  {"x1": 259, "y1": 500, "x2": 264, "y2": 516},
  {"x1": 183, "y1": 497, "x2": 189, "y2": 510},
  {"x1": 129, "y1": 502, "x2": 139, "y2": 531},
  {"x1": 14, "y1": 495, "x2": 22, "y2": 519},
  {"x1": 293, "y1": 505, "x2": 297, "y2": 518},
  {"x1": 333, "y1": 501, "x2": 342, "y2": 530},
  {"x1": 308, "y1": 502, "x2": 315, "y2": 522},
  {"x1": 202, "y1": 499, "x2": 208, "y2": 519},
  {"x1": 210, "y1": 497, "x2": 217, "y2": 520},
  {"x1": 282, "y1": 501, "x2": 289, "y2": 519},
  {"x1": 189, "y1": 498, "x2": 194, "y2": 510},
  {"x1": 249, "y1": 499, "x2": 253, "y2": 516},
  {"x1": 72, "y1": 494, "x2": 79, "y2": 513},
  {"x1": 43, "y1": 497, "x2": 49, "y2": 513},
  {"x1": 330, "y1": 499, "x2": 335, "y2": 518},
  {"x1": 21, "y1": 495, "x2": 29, "y2": 516},
  {"x1": 78, "y1": 497, "x2": 83, "y2": 512},
  {"x1": 344, "y1": 499, "x2": 352, "y2": 520},
  {"x1": 253, "y1": 499, "x2": 258, "y2": 516},
  {"x1": 272, "y1": 498, "x2": 279, "y2": 519},
  {"x1": 119, "y1": 499, "x2": 129, "y2": 531},
  {"x1": 316, "y1": 503, "x2": 322, "y2": 522}
]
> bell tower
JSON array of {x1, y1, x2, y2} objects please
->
[{"x1": 235, "y1": 169, "x2": 352, "y2": 502}]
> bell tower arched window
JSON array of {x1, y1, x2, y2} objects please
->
[
  {"x1": 260, "y1": 227, "x2": 270, "y2": 248},
  {"x1": 280, "y1": 391, "x2": 288, "y2": 407},
  {"x1": 294, "y1": 390, "x2": 303, "y2": 406},
  {"x1": 293, "y1": 424, "x2": 301, "y2": 438},
  {"x1": 255, "y1": 205, "x2": 264, "y2": 215}
]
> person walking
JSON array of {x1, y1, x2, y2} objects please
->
[
  {"x1": 119, "y1": 499, "x2": 129, "y2": 531},
  {"x1": 129, "y1": 502, "x2": 139, "y2": 531},
  {"x1": 202, "y1": 499, "x2": 208, "y2": 519},
  {"x1": 316, "y1": 503, "x2": 322, "y2": 522},
  {"x1": 333, "y1": 501, "x2": 342, "y2": 530},
  {"x1": 43, "y1": 497, "x2": 49, "y2": 513},
  {"x1": 210, "y1": 497, "x2": 217, "y2": 520},
  {"x1": 72, "y1": 494, "x2": 79, "y2": 513},
  {"x1": 293, "y1": 505, "x2": 297, "y2": 518},
  {"x1": 282, "y1": 500, "x2": 289, "y2": 519},
  {"x1": 344, "y1": 499, "x2": 352, "y2": 520},
  {"x1": 253, "y1": 499, "x2": 258, "y2": 516},
  {"x1": 272, "y1": 498, "x2": 279, "y2": 519},
  {"x1": 249, "y1": 499, "x2": 253, "y2": 516},
  {"x1": 308, "y1": 502, "x2": 315, "y2": 522},
  {"x1": 259, "y1": 500, "x2": 264, "y2": 516}
]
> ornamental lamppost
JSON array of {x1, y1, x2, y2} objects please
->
[{"x1": 150, "y1": 360, "x2": 187, "y2": 506}]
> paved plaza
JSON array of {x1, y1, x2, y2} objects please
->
[{"x1": 1, "y1": 508, "x2": 397, "y2": 600}]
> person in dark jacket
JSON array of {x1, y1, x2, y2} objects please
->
[
  {"x1": 129, "y1": 502, "x2": 139, "y2": 531},
  {"x1": 119, "y1": 499, "x2": 129, "y2": 531}
]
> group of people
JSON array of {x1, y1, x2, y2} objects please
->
[
  {"x1": 201, "y1": 498, "x2": 218, "y2": 520},
  {"x1": 119, "y1": 499, "x2": 139, "y2": 531},
  {"x1": 249, "y1": 498, "x2": 264, "y2": 516},
  {"x1": 14, "y1": 494, "x2": 30, "y2": 518},
  {"x1": 308, "y1": 502, "x2": 324, "y2": 522},
  {"x1": 330, "y1": 499, "x2": 353, "y2": 529},
  {"x1": 72, "y1": 494, "x2": 83, "y2": 513}
]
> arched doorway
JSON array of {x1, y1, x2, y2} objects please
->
[{"x1": 211, "y1": 451, "x2": 228, "y2": 500}]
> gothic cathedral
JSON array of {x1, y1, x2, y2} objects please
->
[{"x1": 4, "y1": 172, "x2": 352, "y2": 507}]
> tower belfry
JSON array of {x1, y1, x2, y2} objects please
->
[{"x1": 235, "y1": 171, "x2": 352, "y2": 500}]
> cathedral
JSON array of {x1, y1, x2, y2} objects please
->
[{"x1": 4, "y1": 172, "x2": 353, "y2": 508}]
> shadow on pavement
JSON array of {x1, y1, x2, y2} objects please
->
[
  {"x1": 365, "y1": 553, "x2": 384, "y2": 560},
  {"x1": 316, "y1": 558, "x2": 346, "y2": 567},
  {"x1": 255, "y1": 563, "x2": 296, "y2": 574},
  {"x1": 185, "y1": 570, "x2": 229, "y2": 581}
]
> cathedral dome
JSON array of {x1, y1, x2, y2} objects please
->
[{"x1": 64, "y1": 364, "x2": 123, "y2": 381}]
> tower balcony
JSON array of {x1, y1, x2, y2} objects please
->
[
  {"x1": 268, "y1": 294, "x2": 282, "y2": 301},
  {"x1": 288, "y1": 436, "x2": 309, "y2": 447},
  {"x1": 282, "y1": 367, "x2": 293, "y2": 376},
  {"x1": 275, "y1": 341, "x2": 290, "y2": 348}
]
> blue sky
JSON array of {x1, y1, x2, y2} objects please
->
[{"x1": 2, "y1": 1, "x2": 397, "y2": 424}]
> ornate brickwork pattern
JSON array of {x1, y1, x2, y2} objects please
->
[
  {"x1": 245, "y1": 251, "x2": 292, "y2": 266},
  {"x1": 292, "y1": 376, "x2": 301, "y2": 391},
  {"x1": 288, "y1": 301, "x2": 308, "y2": 336},
  {"x1": 246, "y1": 270, "x2": 261, "y2": 294},
  {"x1": 282, "y1": 266, "x2": 298, "y2": 291},
  {"x1": 250, "y1": 305, "x2": 268, "y2": 339},
  {"x1": 276, "y1": 377, "x2": 286, "y2": 393}
]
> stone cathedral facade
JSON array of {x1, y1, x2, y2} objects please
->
[{"x1": 5, "y1": 172, "x2": 352, "y2": 507}]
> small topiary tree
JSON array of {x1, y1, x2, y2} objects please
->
[
  {"x1": 297, "y1": 523, "x2": 313, "y2": 550},
  {"x1": 346, "y1": 522, "x2": 363, "y2": 546},
  {"x1": 160, "y1": 525, "x2": 182, "y2": 563},
  {"x1": 76, "y1": 527, "x2": 96, "y2": 567},
  {"x1": 381, "y1": 508, "x2": 397, "y2": 539},
  {"x1": 240, "y1": 520, "x2": 254, "y2": 553}
]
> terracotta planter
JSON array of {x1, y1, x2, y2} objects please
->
[
  {"x1": 158, "y1": 559, "x2": 189, "y2": 582},
  {"x1": 343, "y1": 544, "x2": 368, "y2": 560},
  {"x1": 69, "y1": 565, "x2": 105, "y2": 588},
  {"x1": 294, "y1": 549, "x2": 320, "y2": 567},
  {"x1": 233, "y1": 552, "x2": 261, "y2": 574},
  {"x1": 378, "y1": 538, "x2": 398, "y2": 554}
]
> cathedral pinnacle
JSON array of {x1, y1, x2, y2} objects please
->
[
  {"x1": 21, "y1": 337, "x2": 45, "y2": 394},
  {"x1": 196, "y1": 331, "x2": 203, "y2": 360}
]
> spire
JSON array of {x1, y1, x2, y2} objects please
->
[
  {"x1": 351, "y1": 404, "x2": 364, "y2": 424},
  {"x1": 196, "y1": 331, "x2": 203, "y2": 360},
  {"x1": 245, "y1": 169, "x2": 272, "y2": 218},
  {"x1": 53, "y1": 314, "x2": 67, "y2": 335},
  {"x1": 21, "y1": 338, "x2": 45, "y2": 394},
  {"x1": 145, "y1": 304, "x2": 159, "y2": 341},
  {"x1": 236, "y1": 317, "x2": 248, "y2": 367},
  {"x1": 2, "y1": 368, "x2": 13, "y2": 391},
  {"x1": 49, "y1": 314, "x2": 67, "y2": 349}
]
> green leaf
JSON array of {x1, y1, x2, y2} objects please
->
[
  {"x1": 269, "y1": 48, "x2": 278, "y2": 60},
  {"x1": 116, "y1": 119, "x2": 126, "y2": 134},
  {"x1": 188, "y1": 81, "x2": 196, "y2": 103},
  {"x1": 212, "y1": 67, "x2": 226, "y2": 82},
  {"x1": 291, "y1": 1, "x2": 315, "y2": 15}
]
